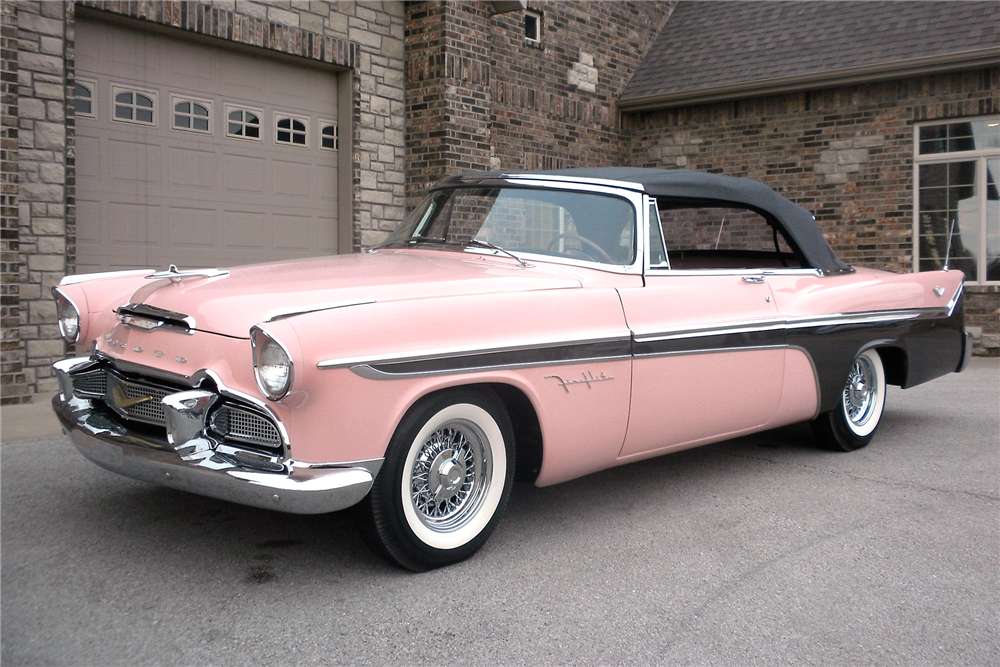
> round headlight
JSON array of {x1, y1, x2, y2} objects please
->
[
  {"x1": 54, "y1": 290, "x2": 80, "y2": 343},
  {"x1": 252, "y1": 328, "x2": 293, "y2": 401}
]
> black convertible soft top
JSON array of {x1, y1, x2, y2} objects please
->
[{"x1": 439, "y1": 168, "x2": 853, "y2": 275}]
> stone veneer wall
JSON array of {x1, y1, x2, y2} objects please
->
[
  {"x1": 628, "y1": 69, "x2": 1000, "y2": 352},
  {"x1": 0, "y1": 0, "x2": 406, "y2": 403}
]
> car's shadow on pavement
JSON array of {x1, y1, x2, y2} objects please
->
[{"x1": 66, "y1": 406, "x2": 934, "y2": 577}]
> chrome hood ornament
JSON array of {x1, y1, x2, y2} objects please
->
[{"x1": 147, "y1": 264, "x2": 229, "y2": 282}]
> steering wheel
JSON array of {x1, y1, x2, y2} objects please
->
[{"x1": 545, "y1": 234, "x2": 615, "y2": 264}]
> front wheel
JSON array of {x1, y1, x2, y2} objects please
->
[
  {"x1": 358, "y1": 389, "x2": 515, "y2": 571},
  {"x1": 811, "y1": 348, "x2": 886, "y2": 451}
]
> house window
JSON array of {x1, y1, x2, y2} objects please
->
[
  {"x1": 320, "y1": 122, "x2": 339, "y2": 151},
  {"x1": 172, "y1": 97, "x2": 211, "y2": 133},
  {"x1": 112, "y1": 87, "x2": 156, "y2": 125},
  {"x1": 524, "y1": 10, "x2": 541, "y2": 43},
  {"x1": 276, "y1": 115, "x2": 307, "y2": 147},
  {"x1": 915, "y1": 117, "x2": 1000, "y2": 284},
  {"x1": 75, "y1": 79, "x2": 96, "y2": 118},
  {"x1": 226, "y1": 106, "x2": 261, "y2": 140}
]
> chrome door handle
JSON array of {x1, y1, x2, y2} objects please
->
[{"x1": 741, "y1": 276, "x2": 766, "y2": 284}]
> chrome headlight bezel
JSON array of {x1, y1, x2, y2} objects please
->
[
  {"x1": 250, "y1": 326, "x2": 294, "y2": 401},
  {"x1": 53, "y1": 288, "x2": 81, "y2": 344}
]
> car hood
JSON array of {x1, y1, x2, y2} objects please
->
[{"x1": 124, "y1": 250, "x2": 581, "y2": 338}]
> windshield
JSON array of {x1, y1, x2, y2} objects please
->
[{"x1": 383, "y1": 187, "x2": 636, "y2": 266}]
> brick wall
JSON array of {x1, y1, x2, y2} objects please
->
[
  {"x1": 1, "y1": 0, "x2": 407, "y2": 403},
  {"x1": 404, "y1": 1, "x2": 494, "y2": 211},
  {"x1": 489, "y1": 1, "x2": 674, "y2": 172},
  {"x1": 1, "y1": 2, "x2": 25, "y2": 403},
  {"x1": 404, "y1": 0, "x2": 673, "y2": 210},
  {"x1": 628, "y1": 68, "x2": 1000, "y2": 352}
]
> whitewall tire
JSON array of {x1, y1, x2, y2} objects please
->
[{"x1": 358, "y1": 388, "x2": 514, "y2": 571}]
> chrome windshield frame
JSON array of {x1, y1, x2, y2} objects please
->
[{"x1": 383, "y1": 178, "x2": 648, "y2": 276}]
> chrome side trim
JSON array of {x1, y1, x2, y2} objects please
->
[
  {"x1": 633, "y1": 307, "x2": 941, "y2": 344},
  {"x1": 350, "y1": 353, "x2": 632, "y2": 380},
  {"x1": 60, "y1": 269, "x2": 153, "y2": 285},
  {"x1": 634, "y1": 343, "x2": 787, "y2": 359},
  {"x1": 264, "y1": 299, "x2": 377, "y2": 323},
  {"x1": 318, "y1": 333, "x2": 633, "y2": 371}
]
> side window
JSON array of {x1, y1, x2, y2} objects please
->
[
  {"x1": 226, "y1": 105, "x2": 262, "y2": 140},
  {"x1": 172, "y1": 96, "x2": 211, "y2": 134},
  {"x1": 320, "y1": 121, "x2": 339, "y2": 151},
  {"x1": 659, "y1": 204, "x2": 802, "y2": 270},
  {"x1": 275, "y1": 114, "x2": 308, "y2": 147},
  {"x1": 75, "y1": 79, "x2": 97, "y2": 118},
  {"x1": 112, "y1": 86, "x2": 156, "y2": 125},
  {"x1": 648, "y1": 201, "x2": 669, "y2": 268}
]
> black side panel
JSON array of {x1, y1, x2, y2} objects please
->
[{"x1": 788, "y1": 297, "x2": 965, "y2": 414}]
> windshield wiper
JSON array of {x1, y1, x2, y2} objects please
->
[{"x1": 464, "y1": 239, "x2": 533, "y2": 268}]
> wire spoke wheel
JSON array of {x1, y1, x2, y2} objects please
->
[
  {"x1": 812, "y1": 348, "x2": 887, "y2": 451},
  {"x1": 408, "y1": 421, "x2": 491, "y2": 532},
  {"x1": 359, "y1": 389, "x2": 514, "y2": 571}
]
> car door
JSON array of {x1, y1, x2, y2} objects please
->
[
  {"x1": 616, "y1": 200, "x2": 787, "y2": 459},
  {"x1": 617, "y1": 273, "x2": 784, "y2": 458}
]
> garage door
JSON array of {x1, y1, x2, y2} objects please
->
[{"x1": 74, "y1": 19, "x2": 340, "y2": 273}]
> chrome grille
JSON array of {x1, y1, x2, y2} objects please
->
[
  {"x1": 73, "y1": 369, "x2": 107, "y2": 398},
  {"x1": 105, "y1": 373, "x2": 174, "y2": 427},
  {"x1": 211, "y1": 406, "x2": 282, "y2": 450}
]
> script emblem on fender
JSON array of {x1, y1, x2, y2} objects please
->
[{"x1": 545, "y1": 371, "x2": 614, "y2": 394}]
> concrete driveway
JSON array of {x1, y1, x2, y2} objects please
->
[{"x1": 2, "y1": 358, "x2": 997, "y2": 665}]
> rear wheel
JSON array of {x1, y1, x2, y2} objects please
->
[
  {"x1": 358, "y1": 389, "x2": 514, "y2": 571},
  {"x1": 811, "y1": 348, "x2": 886, "y2": 451}
]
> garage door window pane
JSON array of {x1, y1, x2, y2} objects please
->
[
  {"x1": 113, "y1": 89, "x2": 156, "y2": 125},
  {"x1": 276, "y1": 116, "x2": 307, "y2": 146},
  {"x1": 227, "y1": 108, "x2": 261, "y2": 140},
  {"x1": 321, "y1": 123, "x2": 338, "y2": 151},
  {"x1": 75, "y1": 82, "x2": 94, "y2": 116},
  {"x1": 173, "y1": 99, "x2": 210, "y2": 133}
]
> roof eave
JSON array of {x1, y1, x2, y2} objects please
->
[{"x1": 618, "y1": 47, "x2": 1000, "y2": 112}]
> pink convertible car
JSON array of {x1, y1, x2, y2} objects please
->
[{"x1": 51, "y1": 169, "x2": 971, "y2": 570}]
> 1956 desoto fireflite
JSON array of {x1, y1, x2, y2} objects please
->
[{"x1": 51, "y1": 168, "x2": 971, "y2": 570}]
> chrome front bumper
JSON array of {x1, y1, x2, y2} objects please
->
[{"x1": 53, "y1": 359, "x2": 380, "y2": 515}]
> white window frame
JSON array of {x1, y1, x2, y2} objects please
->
[
  {"x1": 170, "y1": 94, "x2": 213, "y2": 135},
  {"x1": 225, "y1": 104, "x2": 263, "y2": 142},
  {"x1": 913, "y1": 115, "x2": 1000, "y2": 285},
  {"x1": 274, "y1": 112, "x2": 309, "y2": 149},
  {"x1": 524, "y1": 10, "x2": 542, "y2": 44},
  {"x1": 319, "y1": 119, "x2": 339, "y2": 152},
  {"x1": 111, "y1": 84, "x2": 157, "y2": 127},
  {"x1": 74, "y1": 77, "x2": 97, "y2": 119}
]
